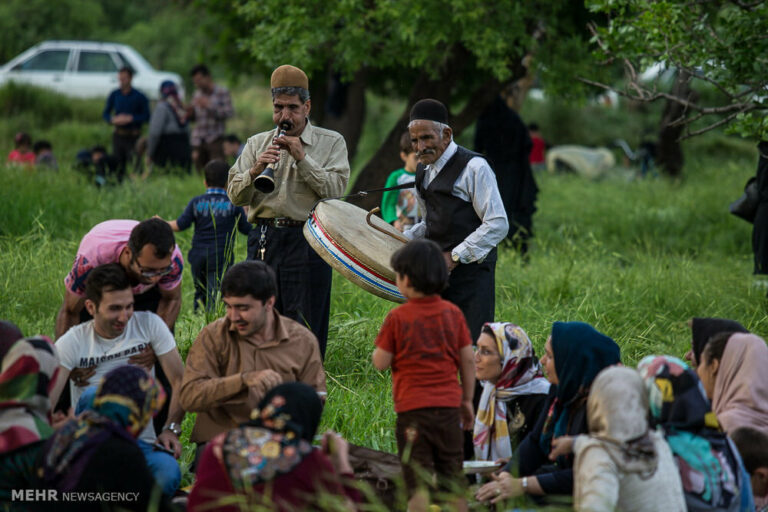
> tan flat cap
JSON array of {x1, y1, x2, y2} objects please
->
[{"x1": 270, "y1": 65, "x2": 309, "y2": 89}]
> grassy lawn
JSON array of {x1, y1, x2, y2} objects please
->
[{"x1": 0, "y1": 83, "x2": 765, "y2": 508}]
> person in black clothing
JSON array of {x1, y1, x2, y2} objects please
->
[
  {"x1": 165, "y1": 160, "x2": 251, "y2": 311},
  {"x1": 475, "y1": 321, "x2": 620, "y2": 505},
  {"x1": 91, "y1": 145, "x2": 120, "y2": 187},
  {"x1": 753, "y1": 141, "x2": 768, "y2": 286},
  {"x1": 474, "y1": 93, "x2": 539, "y2": 256},
  {"x1": 473, "y1": 322, "x2": 550, "y2": 462}
]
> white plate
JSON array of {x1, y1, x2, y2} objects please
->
[{"x1": 462, "y1": 460, "x2": 502, "y2": 474}]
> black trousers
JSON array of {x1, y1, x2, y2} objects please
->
[
  {"x1": 56, "y1": 286, "x2": 172, "y2": 434},
  {"x1": 754, "y1": 202, "x2": 768, "y2": 275},
  {"x1": 441, "y1": 254, "x2": 496, "y2": 343},
  {"x1": 112, "y1": 132, "x2": 139, "y2": 183},
  {"x1": 441, "y1": 253, "x2": 496, "y2": 461},
  {"x1": 247, "y1": 225, "x2": 332, "y2": 359},
  {"x1": 189, "y1": 248, "x2": 231, "y2": 311}
]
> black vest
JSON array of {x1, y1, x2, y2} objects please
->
[{"x1": 416, "y1": 146, "x2": 494, "y2": 261}]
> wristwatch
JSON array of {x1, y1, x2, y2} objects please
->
[
  {"x1": 451, "y1": 252, "x2": 460, "y2": 264},
  {"x1": 521, "y1": 476, "x2": 528, "y2": 492},
  {"x1": 163, "y1": 422, "x2": 182, "y2": 436}
]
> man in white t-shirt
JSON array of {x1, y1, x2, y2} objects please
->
[{"x1": 49, "y1": 263, "x2": 186, "y2": 496}]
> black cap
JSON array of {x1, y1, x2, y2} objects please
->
[{"x1": 409, "y1": 99, "x2": 449, "y2": 124}]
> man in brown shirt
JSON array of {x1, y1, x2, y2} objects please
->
[
  {"x1": 228, "y1": 64, "x2": 350, "y2": 359},
  {"x1": 179, "y1": 260, "x2": 325, "y2": 449}
]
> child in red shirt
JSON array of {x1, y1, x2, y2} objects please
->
[
  {"x1": 7, "y1": 132, "x2": 35, "y2": 166},
  {"x1": 372, "y1": 239, "x2": 475, "y2": 512}
]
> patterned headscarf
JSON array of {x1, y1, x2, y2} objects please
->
[
  {"x1": 41, "y1": 365, "x2": 164, "y2": 492},
  {"x1": 539, "y1": 322, "x2": 621, "y2": 458},
  {"x1": 0, "y1": 336, "x2": 58, "y2": 453},
  {"x1": 219, "y1": 382, "x2": 321, "y2": 490},
  {"x1": 637, "y1": 355, "x2": 748, "y2": 510},
  {"x1": 473, "y1": 322, "x2": 550, "y2": 461}
]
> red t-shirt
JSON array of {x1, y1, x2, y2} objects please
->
[{"x1": 375, "y1": 295, "x2": 471, "y2": 413}]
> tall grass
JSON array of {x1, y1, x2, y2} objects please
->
[{"x1": 1, "y1": 83, "x2": 765, "y2": 507}]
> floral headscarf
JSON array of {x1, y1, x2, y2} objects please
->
[
  {"x1": 637, "y1": 355, "x2": 751, "y2": 511},
  {"x1": 0, "y1": 336, "x2": 58, "y2": 453},
  {"x1": 41, "y1": 365, "x2": 164, "y2": 492},
  {"x1": 218, "y1": 382, "x2": 322, "y2": 490},
  {"x1": 473, "y1": 322, "x2": 549, "y2": 461}
]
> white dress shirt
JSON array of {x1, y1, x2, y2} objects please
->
[{"x1": 404, "y1": 141, "x2": 508, "y2": 263}]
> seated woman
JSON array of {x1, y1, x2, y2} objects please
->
[
  {"x1": 573, "y1": 366, "x2": 685, "y2": 512},
  {"x1": 638, "y1": 355, "x2": 754, "y2": 512},
  {"x1": 473, "y1": 322, "x2": 550, "y2": 462},
  {"x1": 686, "y1": 317, "x2": 748, "y2": 368},
  {"x1": 0, "y1": 335, "x2": 59, "y2": 506},
  {"x1": 188, "y1": 382, "x2": 361, "y2": 512},
  {"x1": 38, "y1": 365, "x2": 174, "y2": 512},
  {"x1": 475, "y1": 321, "x2": 620, "y2": 504},
  {"x1": 696, "y1": 331, "x2": 768, "y2": 433}
]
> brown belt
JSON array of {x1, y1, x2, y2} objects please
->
[
  {"x1": 254, "y1": 217, "x2": 304, "y2": 228},
  {"x1": 114, "y1": 128, "x2": 141, "y2": 137}
]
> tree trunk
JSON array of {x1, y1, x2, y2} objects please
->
[
  {"x1": 656, "y1": 70, "x2": 698, "y2": 177},
  {"x1": 322, "y1": 69, "x2": 367, "y2": 163}
]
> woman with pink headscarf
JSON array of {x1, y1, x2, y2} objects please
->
[{"x1": 696, "y1": 331, "x2": 768, "y2": 433}]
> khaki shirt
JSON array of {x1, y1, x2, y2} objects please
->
[
  {"x1": 179, "y1": 312, "x2": 326, "y2": 443},
  {"x1": 227, "y1": 120, "x2": 350, "y2": 222}
]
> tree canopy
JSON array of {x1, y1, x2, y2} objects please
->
[
  {"x1": 584, "y1": 0, "x2": 768, "y2": 140},
  {"x1": 205, "y1": 0, "x2": 597, "y2": 203}
]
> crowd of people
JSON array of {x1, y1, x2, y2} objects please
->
[{"x1": 2, "y1": 60, "x2": 767, "y2": 512}]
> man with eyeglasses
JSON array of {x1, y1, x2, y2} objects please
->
[{"x1": 55, "y1": 218, "x2": 183, "y2": 430}]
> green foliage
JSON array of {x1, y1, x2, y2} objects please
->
[
  {"x1": 0, "y1": 0, "x2": 175, "y2": 64},
  {"x1": 225, "y1": 0, "x2": 589, "y2": 88},
  {"x1": 586, "y1": 0, "x2": 768, "y2": 138}
]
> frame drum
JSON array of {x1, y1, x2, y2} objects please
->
[{"x1": 304, "y1": 200, "x2": 406, "y2": 303}]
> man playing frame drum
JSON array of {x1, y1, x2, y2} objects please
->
[
  {"x1": 228, "y1": 65, "x2": 350, "y2": 359},
  {"x1": 405, "y1": 98, "x2": 508, "y2": 342}
]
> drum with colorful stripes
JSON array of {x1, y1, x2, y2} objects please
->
[{"x1": 304, "y1": 199, "x2": 406, "y2": 303}]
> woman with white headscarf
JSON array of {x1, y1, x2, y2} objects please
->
[{"x1": 573, "y1": 365, "x2": 685, "y2": 512}]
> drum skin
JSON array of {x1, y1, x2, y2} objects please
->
[{"x1": 304, "y1": 200, "x2": 406, "y2": 303}]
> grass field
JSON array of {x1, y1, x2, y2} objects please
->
[{"x1": 0, "y1": 83, "x2": 765, "y2": 508}]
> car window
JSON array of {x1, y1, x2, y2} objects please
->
[
  {"x1": 78, "y1": 51, "x2": 118, "y2": 72},
  {"x1": 15, "y1": 50, "x2": 70, "y2": 72}
]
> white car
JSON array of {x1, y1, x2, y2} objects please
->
[{"x1": 0, "y1": 41, "x2": 184, "y2": 101}]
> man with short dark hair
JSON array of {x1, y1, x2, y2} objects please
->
[
  {"x1": 49, "y1": 263, "x2": 186, "y2": 496},
  {"x1": 406, "y1": 98, "x2": 508, "y2": 342},
  {"x1": 189, "y1": 64, "x2": 234, "y2": 170},
  {"x1": 180, "y1": 260, "x2": 325, "y2": 448},
  {"x1": 56, "y1": 218, "x2": 183, "y2": 338},
  {"x1": 228, "y1": 64, "x2": 350, "y2": 358},
  {"x1": 56, "y1": 218, "x2": 184, "y2": 430},
  {"x1": 102, "y1": 66, "x2": 149, "y2": 182}
]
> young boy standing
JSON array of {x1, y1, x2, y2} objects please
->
[
  {"x1": 167, "y1": 159, "x2": 251, "y2": 311},
  {"x1": 372, "y1": 239, "x2": 475, "y2": 512},
  {"x1": 381, "y1": 131, "x2": 422, "y2": 232}
]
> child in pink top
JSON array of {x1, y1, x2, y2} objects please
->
[{"x1": 7, "y1": 132, "x2": 35, "y2": 166}]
